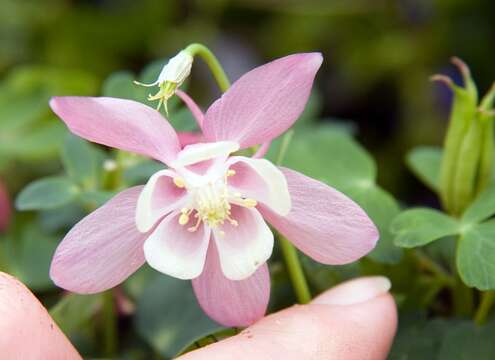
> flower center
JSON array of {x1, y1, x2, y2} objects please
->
[{"x1": 173, "y1": 169, "x2": 257, "y2": 233}]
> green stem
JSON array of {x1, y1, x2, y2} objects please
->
[
  {"x1": 102, "y1": 290, "x2": 117, "y2": 357},
  {"x1": 279, "y1": 235, "x2": 312, "y2": 304},
  {"x1": 453, "y1": 274, "x2": 474, "y2": 317},
  {"x1": 413, "y1": 250, "x2": 455, "y2": 288},
  {"x1": 184, "y1": 43, "x2": 231, "y2": 92},
  {"x1": 474, "y1": 291, "x2": 495, "y2": 325}
]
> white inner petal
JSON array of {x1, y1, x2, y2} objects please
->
[{"x1": 172, "y1": 141, "x2": 239, "y2": 168}]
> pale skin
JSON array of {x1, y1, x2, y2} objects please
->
[{"x1": 0, "y1": 272, "x2": 397, "y2": 359}]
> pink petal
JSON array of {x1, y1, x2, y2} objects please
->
[
  {"x1": 192, "y1": 242, "x2": 270, "y2": 327},
  {"x1": 178, "y1": 131, "x2": 205, "y2": 148},
  {"x1": 226, "y1": 156, "x2": 290, "y2": 216},
  {"x1": 135, "y1": 169, "x2": 187, "y2": 233},
  {"x1": 143, "y1": 211, "x2": 211, "y2": 280},
  {"x1": 259, "y1": 168, "x2": 379, "y2": 265},
  {"x1": 50, "y1": 186, "x2": 147, "y2": 294},
  {"x1": 212, "y1": 206, "x2": 273, "y2": 280},
  {"x1": 176, "y1": 90, "x2": 205, "y2": 129},
  {"x1": 202, "y1": 53, "x2": 323, "y2": 148},
  {"x1": 50, "y1": 97, "x2": 181, "y2": 165}
]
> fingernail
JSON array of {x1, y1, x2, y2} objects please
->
[{"x1": 311, "y1": 276, "x2": 391, "y2": 306}]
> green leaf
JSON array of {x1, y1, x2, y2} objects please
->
[
  {"x1": 438, "y1": 320, "x2": 495, "y2": 359},
  {"x1": 406, "y1": 146, "x2": 442, "y2": 193},
  {"x1": 391, "y1": 208, "x2": 460, "y2": 248},
  {"x1": 268, "y1": 126, "x2": 376, "y2": 190},
  {"x1": 123, "y1": 160, "x2": 164, "y2": 186},
  {"x1": 457, "y1": 221, "x2": 495, "y2": 290},
  {"x1": 50, "y1": 293, "x2": 103, "y2": 336},
  {"x1": 389, "y1": 315, "x2": 451, "y2": 359},
  {"x1": 135, "y1": 274, "x2": 224, "y2": 358},
  {"x1": 79, "y1": 190, "x2": 115, "y2": 209},
  {"x1": 461, "y1": 183, "x2": 495, "y2": 225},
  {"x1": 16, "y1": 176, "x2": 80, "y2": 211},
  {"x1": 267, "y1": 126, "x2": 402, "y2": 263},
  {"x1": 101, "y1": 71, "x2": 146, "y2": 101},
  {"x1": 61, "y1": 135, "x2": 103, "y2": 189}
]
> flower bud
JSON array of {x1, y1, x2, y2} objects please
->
[
  {"x1": 134, "y1": 50, "x2": 194, "y2": 113},
  {"x1": 433, "y1": 58, "x2": 495, "y2": 215}
]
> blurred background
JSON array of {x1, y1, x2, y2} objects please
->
[
  {"x1": 1, "y1": 0, "x2": 495, "y2": 358},
  {"x1": 2, "y1": 0, "x2": 495, "y2": 201}
]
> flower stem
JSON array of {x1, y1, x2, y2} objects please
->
[
  {"x1": 413, "y1": 249, "x2": 455, "y2": 288},
  {"x1": 184, "y1": 43, "x2": 231, "y2": 92},
  {"x1": 102, "y1": 290, "x2": 117, "y2": 357},
  {"x1": 474, "y1": 291, "x2": 495, "y2": 326},
  {"x1": 275, "y1": 130, "x2": 311, "y2": 304},
  {"x1": 279, "y1": 235, "x2": 312, "y2": 304}
]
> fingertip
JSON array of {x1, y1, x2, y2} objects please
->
[
  {"x1": 0, "y1": 272, "x2": 81, "y2": 359},
  {"x1": 179, "y1": 277, "x2": 397, "y2": 360}
]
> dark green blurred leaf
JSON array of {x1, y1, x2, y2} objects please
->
[
  {"x1": 168, "y1": 106, "x2": 200, "y2": 132},
  {"x1": 123, "y1": 160, "x2": 164, "y2": 186},
  {"x1": 389, "y1": 314, "x2": 451, "y2": 360},
  {"x1": 62, "y1": 135, "x2": 104, "y2": 189},
  {"x1": 457, "y1": 221, "x2": 495, "y2": 290},
  {"x1": 349, "y1": 185, "x2": 402, "y2": 263},
  {"x1": 39, "y1": 203, "x2": 86, "y2": 232},
  {"x1": 101, "y1": 71, "x2": 144, "y2": 100},
  {"x1": 406, "y1": 146, "x2": 442, "y2": 193},
  {"x1": 50, "y1": 293, "x2": 103, "y2": 336},
  {"x1": 391, "y1": 208, "x2": 460, "y2": 248},
  {"x1": 135, "y1": 274, "x2": 224, "y2": 358},
  {"x1": 438, "y1": 320, "x2": 495, "y2": 360},
  {"x1": 16, "y1": 176, "x2": 80, "y2": 211},
  {"x1": 0, "y1": 223, "x2": 58, "y2": 291}
]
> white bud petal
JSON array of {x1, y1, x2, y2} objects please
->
[{"x1": 157, "y1": 50, "x2": 194, "y2": 86}]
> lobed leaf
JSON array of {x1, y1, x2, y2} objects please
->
[
  {"x1": 391, "y1": 208, "x2": 460, "y2": 248},
  {"x1": 406, "y1": 146, "x2": 442, "y2": 193}
]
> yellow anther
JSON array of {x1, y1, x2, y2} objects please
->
[
  {"x1": 243, "y1": 198, "x2": 258, "y2": 208},
  {"x1": 173, "y1": 177, "x2": 185, "y2": 188},
  {"x1": 227, "y1": 169, "x2": 236, "y2": 177},
  {"x1": 179, "y1": 213, "x2": 189, "y2": 225}
]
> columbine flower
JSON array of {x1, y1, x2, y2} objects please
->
[
  {"x1": 49, "y1": 53, "x2": 378, "y2": 327},
  {"x1": 134, "y1": 50, "x2": 193, "y2": 113}
]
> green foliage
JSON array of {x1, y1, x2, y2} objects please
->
[
  {"x1": 62, "y1": 135, "x2": 104, "y2": 189},
  {"x1": 0, "y1": 66, "x2": 98, "y2": 170},
  {"x1": 16, "y1": 177, "x2": 80, "y2": 211},
  {"x1": 461, "y1": 184, "x2": 495, "y2": 225},
  {"x1": 391, "y1": 208, "x2": 459, "y2": 248},
  {"x1": 50, "y1": 293, "x2": 104, "y2": 336},
  {"x1": 406, "y1": 146, "x2": 442, "y2": 193},
  {"x1": 267, "y1": 125, "x2": 402, "y2": 264},
  {"x1": 457, "y1": 221, "x2": 495, "y2": 290},
  {"x1": 391, "y1": 183, "x2": 495, "y2": 290},
  {"x1": 0, "y1": 221, "x2": 58, "y2": 291},
  {"x1": 135, "y1": 274, "x2": 224, "y2": 358}
]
